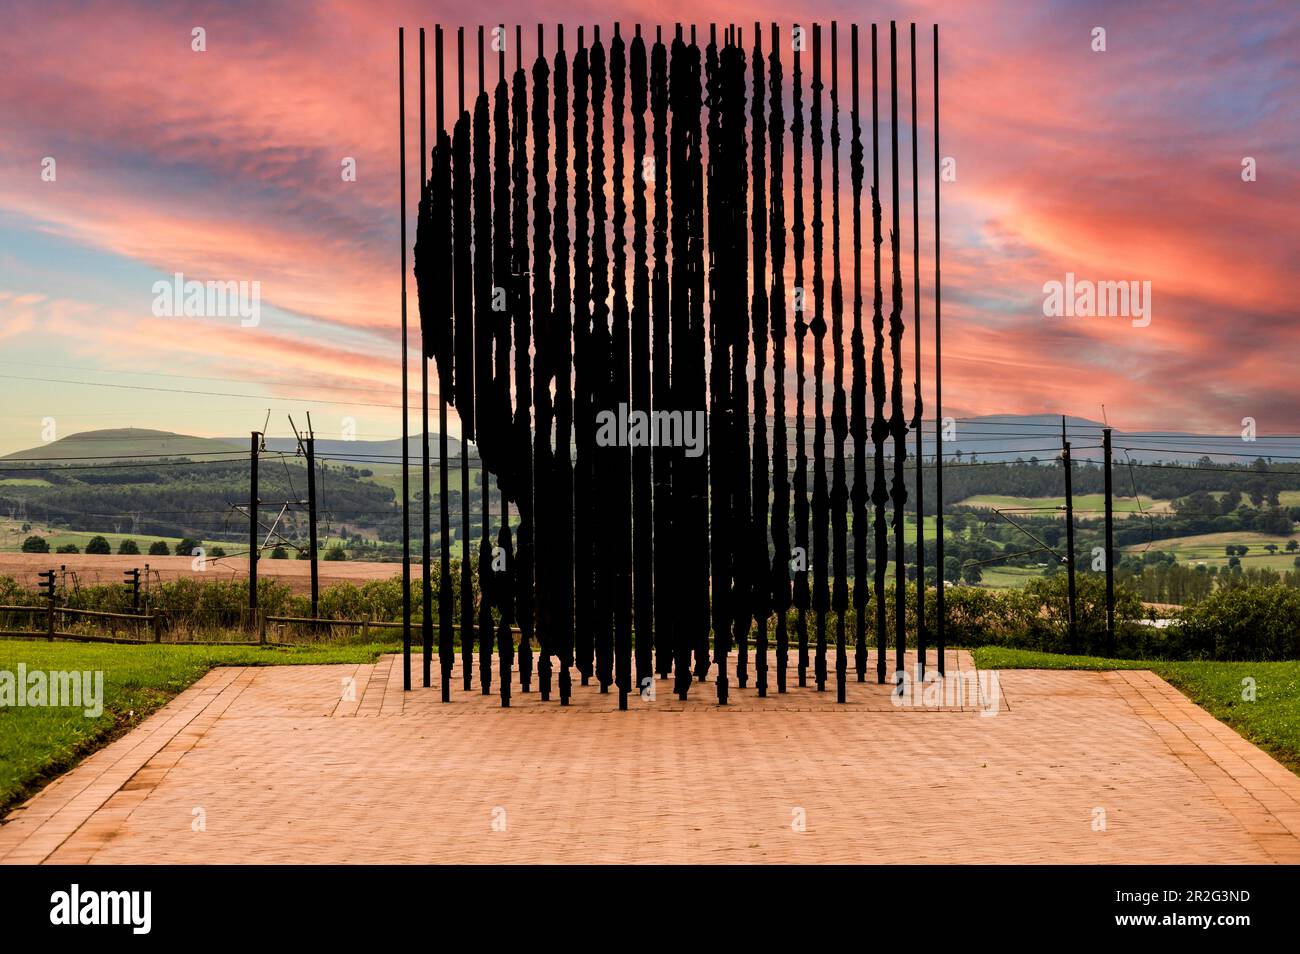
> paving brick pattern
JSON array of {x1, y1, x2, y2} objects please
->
[{"x1": 2, "y1": 652, "x2": 1298, "y2": 864}]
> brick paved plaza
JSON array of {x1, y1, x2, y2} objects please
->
[{"x1": 3, "y1": 652, "x2": 1299, "y2": 864}]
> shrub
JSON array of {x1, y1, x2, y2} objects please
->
[
  {"x1": 118, "y1": 539, "x2": 140, "y2": 555},
  {"x1": 209, "y1": 545, "x2": 226, "y2": 558},
  {"x1": 175, "y1": 538, "x2": 201, "y2": 557},
  {"x1": 149, "y1": 540, "x2": 171, "y2": 556},
  {"x1": 85, "y1": 535, "x2": 111, "y2": 555},
  {"x1": 57, "y1": 543, "x2": 80, "y2": 554},
  {"x1": 271, "y1": 546, "x2": 288, "y2": 560},
  {"x1": 323, "y1": 545, "x2": 347, "y2": 562},
  {"x1": 21, "y1": 535, "x2": 49, "y2": 553},
  {"x1": 1176, "y1": 585, "x2": 1300, "y2": 661}
]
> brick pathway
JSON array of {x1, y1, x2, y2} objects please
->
[{"x1": 3, "y1": 652, "x2": 1299, "y2": 864}]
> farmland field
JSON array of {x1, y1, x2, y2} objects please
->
[
  {"x1": 0, "y1": 552, "x2": 407, "y2": 595},
  {"x1": 1125, "y1": 530, "x2": 1299, "y2": 570},
  {"x1": 956, "y1": 493, "x2": 1172, "y2": 516}
]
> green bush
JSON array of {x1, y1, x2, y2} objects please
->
[
  {"x1": 57, "y1": 543, "x2": 79, "y2": 554},
  {"x1": 1176, "y1": 585, "x2": 1300, "y2": 661},
  {"x1": 21, "y1": 536, "x2": 48, "y2": 553},
  {"x1": 118, "y1": 539, "x2": 140, "y2": 555},
  {"x1": 323, "y1": 545, "x2": 347, "y2": 562},
  {"x1": 85, "y1": 536, "x2": 111, "y2": 555},
  {"x1": 175, "y1": 538, "x2": 201, "y2": 557},
  {"x1": 148, "y1": 540, "x2": 170, "y2": 556}
]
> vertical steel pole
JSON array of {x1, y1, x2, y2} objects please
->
[
  {"x1": 420, "y1": 27, "x2": 433, "y2": 688},
  {"x1": 910, "y1": 23, "x2": 925, "y2": 679},
  {"x1": 931, "y1": 23, "x2": 944, "y2": 676},
  {"x1": 399, "y1": 27, "x2": 412, "y2": 691},
  {"x1": 1103, "y1": 426, "x2": 1115, "y2": 652},
  {"x1": 1062, "y1": 417, "x2": 1077, "y2": 650},
  {"x1": 306, "y1": 435, "x2": 319, "y2": 619},
  {"x1": 249, "y1": 430, "x2": 259, "y2": 620}
]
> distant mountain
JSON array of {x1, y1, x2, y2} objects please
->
[
  {"x1": 3, "y1": 428, "x2": 244, "y2": 463},
  {"x1": 925, "y1": 415, "x2": 1300, "y2": 465}
]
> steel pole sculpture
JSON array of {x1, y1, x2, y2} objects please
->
[
  {"x1": 512, "y1": 26, "x2": 535, "y2": 695},
  {"x1": 850, "y1": 25, "x2": 868, "y2": 683},
  {"x1": 630, "y1": 25, "x2": 654, "y2": 696},
  {"x1": 870, "y1": 25, "x2": 890, "y2": 685},
  {"x1": 910, "y1": 23, "x2": 926, "y2": 679},
  {"x1": 751, "y1": 24, "x2": 770, "y2": 698},
  {"x1": 398, "y1": 28, "x2": 412, "y2": 692},
  {"x1": 454, "y1": 28, "x2": 475, "y2": 693},
  {"x1": 531, "y1": 25, "x2": 552, "y2": 700},
  {"x1": 829, "y1": 23, "x2": 850, "y2": 704},
  {"x1": 553, "y1": 25, "x2": 574, "y2": 705},
  {"x1": 405, "y1": 20, "x2": 943, "y2": 708},
  {"x1": 810, "y1": 24, "x2": 830, "y2": 693},
  {"x1": 768, "y1": 23, "x2": 790, "y2": 694},
  {"x1": 888, "y1": 21, "x2": 909, "y2": 683},
  {"x1": 932, "y1": 23, "x2": 945, "y2": 676},
  {"x1": 473, "y1": 28, "x2": 493, "y2": 696},
  {"x1": 419, "y1": 29, "x2": 432, "y2": 689},
  {"x1": 791, "y1": 33, "x2": 810, "y2": 689}
]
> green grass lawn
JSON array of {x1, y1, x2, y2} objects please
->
[
  {"x1": 0, "y1": 640, "x2": 399, "y2": 815},
  {"x1": 973, "y1": 647, "x2": 1300, "y2": 776}
]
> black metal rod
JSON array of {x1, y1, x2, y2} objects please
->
[
  {"x1": 1063, "y1": 416, "x2": 1078, "y2": 650},
  {"x1": 910, "y1": 22, "x2": 925, "y2": 679},
  {"x1": 419, "y1": 26, "x2": 433, "y2": 689},
  {"x1": 436, "y1": 24, "x2": 454, "y2": 703},
  {"x1": 306, "y1": 434, "x2": 318, "y2": 619},
  {"x1": 399, "y1": 26, "x2": 412, "y2": 692},
  {"x1": 1104, "y1": 425, "x2": 1115, "y2": 651},
  {"x1": 457, "y1": 26, "x2": 474, "y2": 694},
  {"x1": 889, "y1": 20, "x2": 906, "y2": 684},
  {"x1": 850, "y1": 24, "x2": 867, "y2": 685},
  {"x1": 932, "y1": 22, "x2": 945, "y2": 676},
  {"x1": 248, "y1": 431, "x2": 259, "y2": 618}
]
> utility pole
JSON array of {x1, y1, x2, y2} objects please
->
[
  {"x1": 1061, "y1": 416, "x2": 1077, "y2": 650},
  {"x1": 305, "y1": 431, "x2": 319, "y2": 619},
  {"x1": 1103, "y1": 426, "x2": 1115, "y2": 652},
  {"x1": 249, "y1": 430, "x2": 260, "y2": 620}
]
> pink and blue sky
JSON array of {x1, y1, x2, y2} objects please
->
[{"x1": 1, "y1": 0, "x2": 1296, "y2": 454}]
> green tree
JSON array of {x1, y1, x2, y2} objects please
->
[
  {"x1": 57, "y1": 543, "x2": 79, "y2": 553},
  {"x1": 149, "y1": 540, "x2": 171, "y2": 555},
  {"x1": 961, "y1": 562, "x2": 983, "y2": 585},
  {"x1": 209, "y1": 545, "x2": 226, "y2": 558},
  {"x1": 175, "y1": 538, "x2": 200, "y2": 557},
  {"x1": 85, "y1": 535, "x2": 111, "y2": 555},
  {"x1": 21, "y1": 535, "x2": 48, "y2": 553},
  {"x1": 271, "y1": 546, "x2": 288, "y2": 559},
  {"x1": 323, "y1": 545, "x2": 347, "y2": 562},
  {"x1": 118, "y1": 539, "x2": 140, "y2": 555}
]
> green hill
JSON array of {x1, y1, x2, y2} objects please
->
[{"x1": 3, "y1": 428, "x2": 244, "y2": 464}]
